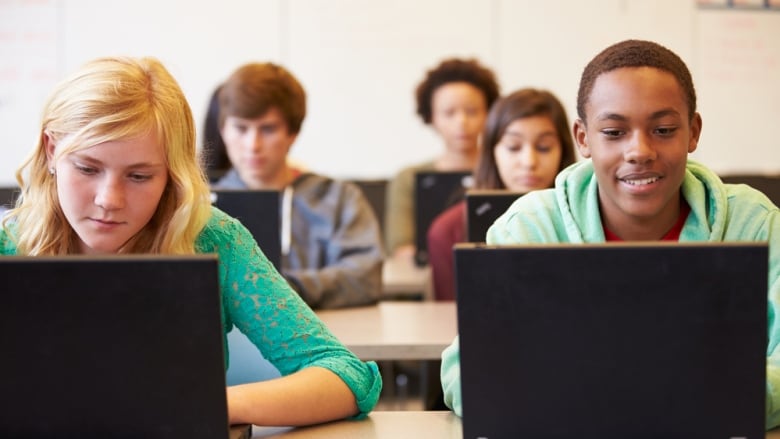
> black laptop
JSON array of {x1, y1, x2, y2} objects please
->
[
  {"x1": 211, "y1": 189, "x2": 281, "y2": 269},
  {"x1": 0, "y1": 255, "x2": 232, "y2": 439},
  {"x1": 464, "y1": 189, "x2": 524, "y2": 242},
  {"x1": 414, "y1": 170, "x2": 471, "y2": 266},
  {"x1": 455, "y1": 242, "x2": 767, "y2": 439},
  {"x1": 0, "y1": 186, "x2": 20, "y2": 212}
]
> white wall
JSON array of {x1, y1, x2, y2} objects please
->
[{"x1": 1, "y1": 0, "x2": 779, "y2": 186}]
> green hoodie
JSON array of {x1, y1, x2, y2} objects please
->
[{"x1": 441, "y1": 159, "x2": 780, "y2": 428}]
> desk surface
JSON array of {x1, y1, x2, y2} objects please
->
[
  {"x1": 316, "y1": 301, "x2": 456, "y2": 361},
  {"x1": 381, "y1": 256, "x2": 431, "y2": 299},
  {"x1": 247, "y1": 411, "x2": 461, "y2": 438},
  {"x1": 240, "y1": 412, "x2": 780, "y2": 439}
]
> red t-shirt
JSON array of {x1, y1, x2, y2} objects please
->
[{"x1": 604, "y1": 201, "x2": 691, "y2": 242}]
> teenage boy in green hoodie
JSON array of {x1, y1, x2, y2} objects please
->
[{"x1": 440, "y1": 39, "x2": 780, "y2": 429}]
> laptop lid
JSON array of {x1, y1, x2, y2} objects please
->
[
  {"x1": 455, "y1": 242, "x2": 767, "y2": 439},
  {"x1": 0, "y1": 186, "x2": 20, "y2": 213},
  {"x1": 211, "y1": 189, "x2": 281, "y2": 269},
  {"x1": 414, "y1": 171, "x2": 471, "y2": 266},
  {"x1": 464, "y1": 190, "x2": 524, "y2": 242},
  {"x1": 0, "y1": 255, "x2": 229, "y2": 439}
]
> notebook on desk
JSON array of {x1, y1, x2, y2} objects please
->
[
  {"x1": 414, "y1": 170, "x2": 471, "y2": 266},
  {"x1": 454, "y1": 242, "x2": 768, "y2": 439},
  {"x1": 464, "y1": 189, "x2": 524, "y2": 242},
  {"x1": 0, "y1": 255, "x2": 237, "y2": 439},
  {"x1": 211, "y1": 189, "x2": 281, "y2": 269}
]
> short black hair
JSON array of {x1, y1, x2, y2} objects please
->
[{"x1": 577, "y1": 39, "x2": 696, "y2": 122}]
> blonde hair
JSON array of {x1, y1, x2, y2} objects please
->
[{"x1": 4, "y1": 56, "x2": 211, "y2": 255}]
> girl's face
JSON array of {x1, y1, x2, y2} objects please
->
[
  {"x1": 47, "y1": 131, "x2": 169, "y2": 254},
  {"x1": 493, "y1": 116, "x2": 563, "y2": 193},
  {"x1": 430, "y1": 82, "x2": 488, "y2": 154}
]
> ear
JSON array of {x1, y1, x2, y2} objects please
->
[
  {"x1": 44, "y1": 132, "x2": 57, "y2": 169},
  {"x1": 688, "y1": 112, "x2": 702, "y2": 154},
  {"x1": 573, "y1": 119, "x2": 591, "y2": 158}
]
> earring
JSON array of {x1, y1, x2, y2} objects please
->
[{"x1": 49, "y1": 167, "x2": 55, "y2": 176}]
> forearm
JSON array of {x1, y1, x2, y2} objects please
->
[
  {"x1": 286, "y1": 262, "x2": 381, "y2": 309},
  {"x1": 226, "y1": 367, "x2": 358, "y2": 426}
]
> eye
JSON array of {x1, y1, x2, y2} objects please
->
[
  {"x1": 535, "y1": 144, "x2": 553, "y2": 153},
  {"x1": 232, "y1": 123, "x2": 248, "y2": 134},
  {"x1": 502, "y1": 142, "x2": 522, "y2": 153},
  {"x1": 129, "y1": 173, "x2": 152, "y2": 183},
  {"x1": 654, "y1": 126, "x2": 677, "y2": 137},
  {"x1": 75, "y1": 164, "x2": 98, "y2": 175},
  {"x1": 601, "y1": 129, "x2": 624, "y2": 138},
  {"x1": 260, "y1": 125, "x2": 278, "y2": 136}
]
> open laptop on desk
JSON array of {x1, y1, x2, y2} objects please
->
[
  {"x1": 414, "y1": 170, "x2": 471, "y2": 266},
  {"x1": 211, "y1": 189, "x2": 281, "y2": 269},
  {"x1": 454, "y1": 242, "x2": 768, "y2": 439},
  {"x1": 464, "y1": 189, "x2": 524, "y2": 242},
  {"x1": 0, "y1": 255, "x2": 241, "y2": 439}
]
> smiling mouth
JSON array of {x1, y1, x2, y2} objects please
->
[{"x1": 621, "y1": 176, "x2": 660, "y2": 186}]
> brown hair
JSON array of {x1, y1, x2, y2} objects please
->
[{"x1": 219, "y1": 63, "x2": 306, "y2": 134}]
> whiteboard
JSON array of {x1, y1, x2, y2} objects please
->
[{"x1": 1, "y1": 0, "x2": 779, "y2": 186}]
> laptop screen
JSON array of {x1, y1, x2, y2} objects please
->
[
  {"x1": 455, "y1": 242, "x2": 767, "y2": 438},
  {"x1": 211, "y1": 189, "x2": 281, "y2": 269},
  {"x1": 464, "y1": 189, "x2": 524, "y2": 242},
  {"x1": 0, "y1": 255, "x2": 229, "y2": 439},
  {"x1": 0, "y1": 186, "x2": 20, "y2": 215},
  {"x1": 414, "y1": 171, "x2": 471, "y2": 266}
]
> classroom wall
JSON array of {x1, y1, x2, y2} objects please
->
[{"x1": 1, "y1": 0, "x2": 779, "y2": 186}]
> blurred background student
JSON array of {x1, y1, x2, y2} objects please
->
[
  {"x1": 212, "y1": 62, "x2": 384, "y2": 309},
  {"x1": 384, "y1": 58, "x2": 500, "y2": 264},
  {"x1": 427, "y1": 88, "x2": 578, "y2": 301}
]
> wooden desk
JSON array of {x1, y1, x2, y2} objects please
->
[
  {"x1": 241, "y1": 412, "x2": 780, "y2": 439},
  {"x1": 316, "y1": 301, "x2": 457, "y2": 361},
  {"x1": 246, "y1": 411, "x2": 461, "y2": 438},
  {"x1": 381, "y1": 256, "x2": 431, "y2": 299}
]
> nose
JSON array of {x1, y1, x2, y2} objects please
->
[
  {"x1": 519, "y1": 146, "x2": 538, "y2": 169},
  {"x1": 94, "y1": 177, "x2": 125, "y2": 210},
  {"x1": 624, "y1": 131, "x2": 656, "y2": 164},
  {"x1": 248, "y1": 128, "x2": 264, "y2": 152},
  {"x1": 455, "y1": 110, "x2": 470, "y2": 129}
]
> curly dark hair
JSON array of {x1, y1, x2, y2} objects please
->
[
  {"x1": 577, "y1": 39, "x2": 696, "y2": 122},
  {"x1": 415, "y1": 58, "x2": 500, "y2": 124}
]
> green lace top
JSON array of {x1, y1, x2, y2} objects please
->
[{"x1": 0, "y1": 206, "x2": 382, "y2": 416}]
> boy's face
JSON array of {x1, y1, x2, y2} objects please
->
[
  {"x1": 220, "y1": 107, "x2": 297, "y2": 189},
  {"x1": 574, "y1": 67, "x2": 702, "y2": 238}
]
